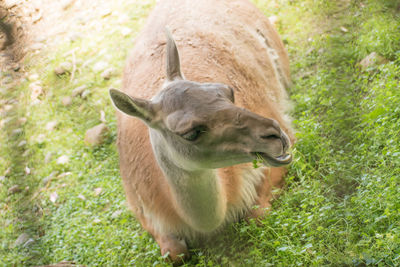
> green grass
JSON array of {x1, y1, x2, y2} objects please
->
[{"x1": 1, "y1": 0, "x2": 400, "y2": 266}]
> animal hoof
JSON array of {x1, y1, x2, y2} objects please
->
[{"x1": 160, "y1": 234, "x2": 189, "y2": 265}]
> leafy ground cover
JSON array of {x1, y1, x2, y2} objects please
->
[{"x1": 1, "y1": 0, "x2": 399, "y2": 266}]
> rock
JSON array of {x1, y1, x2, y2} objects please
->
[
  {"x1": 120, "y1": 27, "x2": 132, "y2": 37},
  {"x1": 4, "y1": 0, "x2": 20, "y2": 9},
  {"x1": 44, "y1": 152, "x2": 54, "y2": 163},
  {"x1": 94, "y1": 187, "x2": 102, "y2": 196},
  {"x1": 81, "y1": 90, "x2": 91, "y2": 99},
  {"x1": 2, "y1": 76, "x2": 13, "y2": 84},
  {"x1": 35, "y1": 134, "x2": 46, "y2": 144},
  {"x1": 340, "y1": 26, "x2": 348, "y2": 33},
  {"x1": 50, "y1": 192, "x2": 58, "y2": 203},
  {"x1": 268, "y1": 15, "x2": 279, "y2": 27},
  {"x1": 100, "y1": 8, "x2": 112, "y2": 17},
  {"x1": 57, "y1": 155, "x2": 69, "y2": 165},
  {"x1": 111, "y1": 210, "x2": 123, "y2": 218},
  {"x1": 28, "y1": 73, "x2": 39, "y2": 81},
  {"x1": 12, "y1": 128, "x2": 23, "y2": 136},
  {"x1": 100, "y1": 110, "x2": 106, "y2": 123},
  {"x1": 30, "y1": 42, "x2": 44, "y2": 51},
  {"x1": 18, "y1": 117, "x2": 27, "y2": 125},
  {"x1": 62, "y1": 0, "x2": 76, "y2": 10},
  {"x1": 71, "y1": 85, "x2": 86, "y2": 97},
  {"x1": 84, "y1": 123, "x2": 108, "y2": 146},
  {"x1": 4, "y1": 104, "x2": 13, "y2": 112},
  {"x1": 61, "y1": 96, "x2": 72, "y2": 106},
  {"x1": 54, "y1": 62, "x2": 72, "y2": 75},
  {"x1": 17, "y1": 140, "x2": 27, "y2": 147},
  {"x1": 359, "y1": 52, "x2": 389, "y2": 69},
  {"x1": 45, "y1": 121, "x2": 58, "y2": 131},
  {"x1": 92, "y1": 61, "x2": 108, "y2": 72},
  {"x1": 42, "y1": 171, "x2": 57, "y2": 185},
  {"x1": 57, "y1": 172, "x2": 72, "y2": 178},
  {"x1": 101, "y1": 68, "x2": 115, "y2": 80},
  {"x1": 14, "y1": 233, "x2": 30, "y2": 247},
  {"x1": 30, "y1": 83, "x2": 43, "y2": 101},
  {"x1": 8, "y1": 185, "x2": 21, "y2": 194},
  {"x1": 69, "y1": 32, "x2": 83, "y2": 42}
]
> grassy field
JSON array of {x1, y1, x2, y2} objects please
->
[{"x1": 1, "y1": 0, "x2": 399, "y2": 266}]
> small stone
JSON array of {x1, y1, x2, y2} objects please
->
[
  {"x1": 42, "y1": 171, "x2": 57, "y2": 185},
  {"x1": 268, "y1": 15, "x2": 279, "y2": 27},
  {"x1": 92, "y1": 61, "x2": 108, "y2": 72},
  {"x1": 101, "y1": 68, "x2": 115, "y2": 80},
  {"x1": 18, "y1": 117, "x2": 27, "y2": 125},
  {"x1": 69, "y1": 32, "x2": 83, "y2": 42},
  {"x1": 359, "y1": 52, "x2": 389, "y2": 69},
  {"x1": 17, "y1": 140, "x2": 27, "y2": 147},
  {"x1": 4, "y1": 168, "x2": 11, "y2": 176},
  {"x1": 50, "y1": 192, "x2": 58, "y2": 203},
  {"x1": 111, "y1": 210, "x2": 123, "y2": 218},
  {"x1": 2, "y1": 76, "x2": 13, "y2": 84},
  {"x1": 14, "y1": 233, "x2": 29, "y2": 247},
  {"x1": 81, "y1": 89, "x2": 91, "y2": 99},
  {"x1": 62, "y1": 0, "x2": 76, "y2": 10},
  {"x1": 45, "y1": 121, "x2": 58, "y2": 131},
  {"x1": 4, "y1": 104, "x2": 13, "y2": 112},
  {"x1": 84, "y1": 123, "x2": 108, "y2": 146},
  {"x1": 0, "y1": 117, "x2": 12, "y2": 128},
  {"x1": 78, "y1": 194, "x2": 86, "y2": 200},
  {"x1": 35, "y1": 134, "x2": 46, "y2": 144},
  {"x1": 100, "y1": 8, "x2": 112, "y2": 17},
  {"x1": 30, "y1": 83, "x2": 43, "y2": 101},
  {"x1": 100, "y1": 110, "x2": 106, "y2": 123},
  {"x1": 120, "y1": 27, "x2": 132, "y2": 37},
  {"x1": 340, "y1": 26, "x2": 348, "y2": 33},
  {"x1": 94, "y1": 187, "x2": 102, "y2": 196},
  {"x1": 71, "y1": 85, "x2": 86, "y2": 97},
  {"x1": 44, "y1": 152, "x2": 53, "y2": 163},
  {"x1": 61, "y1": 96, "x2": 72, "y2": 106},
  {"x1": 12, "y1": 128, "x2": 23, "y2": 136},
  {"x1": 57, "y1": 172, "x2": 72, "y2": 178},
  {"x1": 57, "y1": 155, "x2": 69, "y2": 165},
  {"x1": 28, "y1": 73, "x2": 39, "y2": 81},
  {"x1": 30, "y1": 43, "x2": 44, "y2": 51},
  {"x1": 54, "y1": 62, "x2": 72, "y2": 75},
  {"x1": 8, "y1": 185, "x2": 22, "y2": 194}
]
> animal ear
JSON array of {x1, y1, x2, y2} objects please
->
[
  {"x1": 109, "y1": 89, "x2": 156, "y2": 124},
  {"x1": 165, "y1": 28, "x2": 184, "y2": 81}
]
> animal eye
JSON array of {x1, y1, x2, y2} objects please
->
[{"x1": 181, "y1": 126, "x2": 206, "y2": 142}]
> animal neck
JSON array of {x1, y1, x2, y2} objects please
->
[{"x1": 150, "y1": 130, "x2": 227, "y2": 233}]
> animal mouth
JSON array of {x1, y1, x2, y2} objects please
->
[{"x1": 251, "y1": 152, "x2": 292, "y2": 166}]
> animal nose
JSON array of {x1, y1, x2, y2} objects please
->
[
  {"x1": 259, "y1": 131, "x2": 289, "y2": 152},
  {"x1": 260, "y1": 134, "x2": 280, "y2": 141}
]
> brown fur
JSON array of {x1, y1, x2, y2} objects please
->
[{"x1": 116, "y1": 0, "x2": 294, "y2": 261}]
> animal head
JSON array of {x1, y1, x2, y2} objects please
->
[{"x1": 110, "y1": 29, "x2": 292, "y2": 170}]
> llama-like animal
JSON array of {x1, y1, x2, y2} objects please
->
[{"x1": 110, "y1": 0, "x2": 294, "y2": 262}]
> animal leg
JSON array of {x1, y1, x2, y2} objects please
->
[{"x1": 139, "y1": 214, "x2": 189, "y2": 264}]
